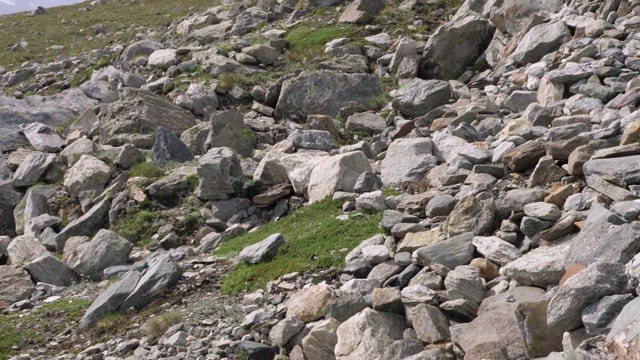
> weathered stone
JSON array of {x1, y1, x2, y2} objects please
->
[
  {"x1": 55, "y1": 199, "x2": 110, "y2": 251},
  {"x1": 67, "y1": 229, "x2": 133, "y2": 281},
  {"x1": 324, "y1": 292, "x2": 368, "y2": 322},
  {"x1": 512, "y1": 21, "x2": 571, "y2": 65},
  {"x1": 239, "y1": 233, "x2": 285, "y2": 264},
  {"x1": 24, "y1": 255, "x2": 79, "y2": 287},
  {"x1": 63, "y1": 155, "x2": 112, "y2": 197},
  {"x1": 381, "y1": 138, "x2": 438, "y2": 186},
  {"x1": 0, "y1": 266, "x2": 35, "y2": 304},
  {"x1": 515, "y1": 299, "x2": 563, "y2": 358},
  {"x1": 406, "y1": 304, "x2": 450, "y2": 343},
  {"x1": 502, "y1": 141, "x2": 546, "y2": 172},
  {"x1": 307, "y1": 151, "x2": 372, "y2": 203},
  {"x1": 204, "y1": 110, "x2": 256, "y2": 158},
  {"x1": 446, "y1": 195, "x2": 495, "y2": 237},
  {"x1": 152, "y1": 126, "x2": 194, "y2": 167},
  {"x1": 413, "y1": 232, "x2": 474, "y2": 269},
  {"x1": 398, "y1": 228, "x2": 445, "y2": 253},
  {"x1": 195, "y1": 147, "x2": 244, "y2": 201},
  {"x1": 20, "y1": 122, "x2": 65, "y2": 152},
  {"x1": 270, "y1": 316, "x2": 305, "y2": 347},
  {"x1": 501, "y1": 241, "x2": 569, "y2": 287},
  {"x1": 338, "y1": 0, "x2": 384, "y2": 24},
  {"x1": 372, "y1": 287, "x2": 403, "y2": 313},
  {"x1": 287, "y1": 130, "x2": 335, "y2": 151},
  {"x1": 302, "y1": 318, "x2": 341, "y2": 360},
  {"x1": 582, "y1": 294, "x2": 633, "y2": 336},
  {"x1": 472, "y1": 236, "x2": 522, "y2": 266},
  {"x1": 335, "y1": 308, "x2": 405, "y2": 360},
  {"x1": 7, "y1": 234, "x2": 48, "y2": 265},
  {"x1": 392, "y1": 78, "x2": 451, "y2": 118},
  {"x1": 445, "y1": 265, "x2": 485, "y2": 304},
  {"x1": 12, "y1": 152, "x2": 56, "y2": 187},
  {"x1": 286, "y1": 284, "x2": 334, "y2": 322}
]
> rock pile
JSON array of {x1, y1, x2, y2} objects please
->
[{"x1": 5, "y1": 0, "x2": 640, "y2": 358}]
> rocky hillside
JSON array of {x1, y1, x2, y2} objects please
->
[{"x1": 4, "y1": 0, "x2": 640, "y2": 359}]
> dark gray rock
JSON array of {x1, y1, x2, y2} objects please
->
[
  {"x1": 0, "y1": 181, "x2": 23, "y2": 236},
  {"x1": 238, "y1": 340, "x2": 277, "y2": 360},
  {"x1": 67, "y1": 229, "x2": 133, "y2": 281},
  {"x1": 324, "y1": 292, "x2": 368, "y2": 322},
  {"x1": 379, "y1": 210, "x2": 420, "y2": 231},
  {"x1": 0, "y1": 266, "x2": 35, "y2": 304},
  {"x1": 413, "y1": 232, "x2": 474, "y2": 269},
  {"x1": 582, "y1": 294, "x2": 633, "y2": 336},
  {"x1": 445, "y1": 265, "x2": 485, "y2": 304},
  {"x1": 152, "y1": 126, "x2": 194, "y2": 167},
  {"x1": 238, "y1": 233, "x2": 285, "y2": 264},
  {"x1": 203, "y1": 110, "x2": 256, "y2": 158},
  {"x1": 24, "y1": 255, "x2": 79, "y2": 287},
  {"x1": 54, "y1": 199, "x2": 110, "y2": 252}
]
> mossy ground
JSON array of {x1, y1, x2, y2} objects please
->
[
  {"x1": 0, "y1": 298, "x2": 92, "y2": 360},
  {"x1": 214, "y1": 198, "x2": 383, "y2": 295}
]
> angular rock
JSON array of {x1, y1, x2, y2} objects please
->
[
  {"x1": 152, "y1": 126, "x2": 194, "y2": 167},
  {"x1": 19, "y1": 122, "x2": 65, "y2": 152},
  {"x1": 24, "y1": 255, "x2": 79, "y2": 287},
  {"x1": 472, "y1": 236, "x2": 522, "y2": 266},
  {"x1": 7, "y1": 234, "x2": 48, "y2": 265},
  {"x1": 500, "y1": 241, "x2": 569, "y2": 287},
  {"x1": 63, "y1": 155, "x2": 112, "y2": 197},
  {"x1": 195, "y1": 147, "x2": 244, "y2": 201},
  {"x1": 502, "y1": 141, "x2": 546, "y2": 172},
  {"x1": 239, "y1": 233, "x2": 285, "y2": 264},
  {"x1": 302, "y1": 318, "x2": 341, "y2": 360},
  {"x1": 512, "y1": 21, "x2": 571, "y2": 65},
  {"x1": 446, "y1": 195, "x2": 495, "y2": 237},
  {"x1": 55, "y1": 199, "x2": 110, "y2": 251},
  {"x1": 67, "y1": 229, "x2": 133, "y2": 281},
  {"x1": 12, "y1": 152, "x2": 55, "y2": 187},
  {"x1": 380, "y1": 138, "x2": 438, "y2": 186},
  {"x1": 338, "y1": 0, "x2": 384, "y2": 24},
  {"x1": 0, "y1": 266, "x2": 35, "y2": 304},
  {"x1": 204, "y1": 110, "x2": 256, "y2": 158},
  {"x1": 445, "y1": 265, "x2": 485, "y2": 304},
  {"x1": 286, "y1": 284, "x2": 334, "y2": 322},
  {"x1": 287, "y1": 130, "x2": 335, "y2": 151},
  {"x1": 392, "y1": 78, "x2": 451, "y2": 118},
  {"x1": 335, "y1": 308, "x2": 405, "y2": 360},
  {"x1": 406, "y1": 304, "x2": 450, "y2": 343},
  {"x1": 582, "y1": 294, "x2": 633, "y2": 336},
  {"x1": 413, "y1": 232, "x2": 474, "y2": 269},
  {"x1": 270, "y1": 316, "x2": 305, "y2": 347},
  {"x1": 307, "y1": 151, "x2": 372, "y2": 203}
]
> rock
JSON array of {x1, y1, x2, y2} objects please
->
[
  {"x1": 147, "y1": 49, "x2": 177, "y2": 70},
  {"x1": 114, "y1": 143, "x2": 145, "y2": 170},
  {"x1": 335, "y1": 308, "x2": 405, "y2": 360},
  {"x1": 287, "y1": 130, "x2": 335, "y2": 151},
  {"x1": 470, "y1": 258, "x2": 500, "y2": 280},
  {"x1": 302, "y1": 318, "x2": 341, "y2": 360},
  {"x1": 392, "y1": 78, "x2": 451, "y2": 118},
  {"x1": 54, "y1": 199, "x2": 110, "y2": 251},
  {"x1": 425, "y1": 194, "x2": 456, "y2": 217},
  {"x1": 445, "y1": 265, "x2": 485, "y2": 304},
  {"x1": 361, "y1": 244, "x2": 389, "y2": 264},
  {"x1": 497, "y1": 0, "x2": 564, "y2": 35},
  {"x1": 504, "y1": 90, "x2": 538, "y2": 113},
  {"x1": 270, "y1": 316, "x2": 305, "y2": 347},
  {"x1": 67, "y1": 229, "x2": 133, "y2": 281},
  {"x1": 440, "y1": 299, "x2": 479, "y2": 322},
  {"x1": 583, "y1": 155, "x2": 640, "y2": 185},
  {"x1": 472, "y1": 236, "x2": 522, "y2": 266},
  {"x1": 152, "y1": 126, "x2": 194, "y2": 167},
  {"x1": 367, "y1": 260, "x2": 402, "y2": 283},
  {"x1": 63, "y1": 155, "x2": 112, "y2": 197},
  {"x1": 353, "y1": 172, "x2": 383, "y2": 193},
  {"x1": 606, "y1": 297, "x2": 640, "y2": 358},
  {"x1": 582, "y1": 294, "x2": 633, "y2": 336},
  {"x1": 515, "y1": 299, "x2": 564, "y2": 358},
  {"x1": 338, "y1": 0, "x2": 384, "y2": 24},
  {"x1": 60, "y1": 138, "x2": 99, "y2": 167},
  {"x1": 286, "y1": 284, "x2": 334, "y2": 322},
  {"x1": 397, "y1": 228, "x2": 446, "y2": 253},
  {"x1": 565, "y1": 204, "x2": 640, "y2": 266},
  {"x1": 24, "y1": 255, "x2": 79, "y2": 287},
  {"x1": 523, "y1": 202, "x2": 562, "y2": 221},
  {"x1": 324, "y1": 292, "x2": 368, "y2": 322},
  {"x1": 204, "y1": 110, "x2": 256, "y2": 158},
  {"x1": 121, "y1": 39, "x2": 164, "y2": 64},
  {"x1": 446, "y1": 195, "x2": 495, "y2": 237},
  {"x1": 19, "y1": 122, "x2": 65, "y2": 152},
  {"x1": 275, "y1": 71, "x2": 384, "y2": 122},
  {"x1": 12, "y1": 152, "x2": 56, "y2": 187},
  {"x1": 382, "y1": 339, "x2": 424, "y2": 359},
  {"x1": 231, "y1": 7, "x2": 267, "y2": 35},
  {"x1": 419, "y1": 15, "x2": 495, "y2": 80},
  {"x1": 401, "y1": 285, "x2": 439, "y2": 305},
  {"x1": 119, "y1": 251, "x2": 181, "y2": 310},
  {"x1": 530, "y1": 155, "x2": 567, "y2": 186},
  {"x1": 502, "y1": 141, "x2": 546, "y2": 172},
  {"x1": 0, "y1": 266, "x2": 35, "y2": 304},
  {"x1": 512, "y1": 21, "x2": 571, "y2": 65},
  {"x1": 372, "y1": 287, "x2": 403, "y2": 313},
  {"x1": 7, "y1": 234, "x2": 49, "y2": 265},
  {"x1": 381, "y1": 138, "x2": 438, "y2": 186},
  {"x1": 239, "y1": 233, "x2": 285, "y2": 264},
  {"x1": 98, "y1": 88, "x2": 196, "y2": 148},
  {"x1": 0, "y1": 181, "x2": 23, "y2": 236},
  {"x1": 406, "y1": 304, "x2": 450, "y2": 343},
  {"x1": 195, "y1": 147, "x2": 244, "y2": 201},
  {"x1": 183, "y1": 82, "x2": 219, "y2": 117},
  {"x1": 451, "y1": 286, "x2": 547, "y2": 360},
  {"x1": 413, "y1": 232, "x2": 474, "y2": 269},
  {"x1": 79, "y1": 80, "x2": 113, "y2": 101},
  {"x1": 238, "y1": 341, "x2": 277, "y2": 360},
  {"x1": 242, "y1": 44, "x2": 280, "y2": 65},
  {"x1": 547, "y1": 262, "x2": 629, "y2": 332},
  {"x1": 345, "y1": 112, "x2": 386, "y2": 134},
  {"x1": 307, "y1": 151, "x2": 372, "y2": 203},
  {"x1": 500, "y1": 241, "x2": 569, "y2": 287}
]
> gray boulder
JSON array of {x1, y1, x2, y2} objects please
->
[
  {"x1": 307, "y1": 151, "x2": 372, "y2": 203},
  {"x1": 512, "y1": 21, "x2": 571, "y2": 65},
  {"x1": 67, "y1": 229, "x2": 133, "y2": 281},
  {"x1": 445, "y1": 265, "x2": 485, "y2": 304},
  {"x1": 472, "y1": 236, "x2": 521, "y2": 266},
  {"x1": 204, "y1": 110, "x2": 256, "y2": 158},
  {"x1": 19, "y1": 122, "x2": 65, "y2": 152},
  {"x1": 119, "y1": 251, "x2": 181, "y2": 310},
  {"x1": 582, "y1": 294, "x2": 633, "y2": 336},
  {"x1": 0, "y1": 181, "x2": 23, "y2": 236},
  {"x1": 63, "y1": 155, "x2": 112, "y2": 197},
  {"x1": 7, "y1": 234, "x2": 49, "y2": 265},
  {"x1": 446, "y1": 195, "x2": 495, "y2": 237},
  {"x1": 345, "y1": 112, "x2": 386, "y2": 134},
  {"x1": 419, "y1": 15, "x2": 495, "y2": 80},
  {"x1": 392, "y1": 78, "x2": 450, "y2": 117},
  {"x1": 338, "y1": 0, "x2": 384, "y2": 24},
  {"x1": 381, "y1": 138, "x2": 438, "y2": 186},
  {"x1": 55, "y1": 199, "x2": 110, "y2": 251},
  {"x1": 231, "y1": 7, "x2": 267, "y2": 35},
  {"x1": 413, "y1": 232, "x2": 474, "y2": 269},
  {"x1": 24, "y1": 255, "x2": 79, "y2": 287},
  {"x1": 152, "y1": 126, "x2": 194, "y2": 167},
  {"x1": 12, "y1": 152, "x2": 56, "y2": 187},
  {"x1": 606, "y1": 297, "x2": 640, "y2": 358},
  {"x1": 405, "y1": 304, "x2": 450, "y2": 343},
  {"x1": 302, "y1": 318, "x2": 341, "y2": 360},
  {"x1": 121, "y1": 39, "x2": 164, "y2": 64},
  {"x1": 287, "y1": 130, "x2": 335, "y2": 151},
  {"x1": 547, "y1": 262, "x2": 629, "y2": 332},
  {"x1": 335, "y1": 308, "x2": 405, "y2": 360},
  {"x1": 583, "y1": 155, "x2": 640, "y2": 185},
  {"x1": 0, "y1": 266, "x2": 35, "y2": 304},
  {"x1": 275, "y1": 71, "x2": 384, "y2": 122},
  {"x1": 500, "y1": 241, "x2": 569, "y2": 287},
  {"x1": 195, "y1": 147, "x2": 244, "y2": 201},
  {"x1": 239, "y1": 233, "x2": 285, "y2": 264}
]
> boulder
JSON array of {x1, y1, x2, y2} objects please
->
[
  {"x1": 12, "y1": 152, "x2": 56, "y2": 187},
  {"x1": 392, "y1": 78, "x2": 451, "y2": 117},
  {"x1": 98, "y1": 88, "x2": 196, "y2": 148},
  {"x1": 302, "y1": 318, "x2": 341, "y2": 360},
  {"x1": 419, "y1": 15, "x2": 495, "y2": 80},
  {"x1": 254, "y1": 151, "x2": 328, "y2": 195},
  {"x1": 269, "y1": 316, "x2": 305, "y2": 347},
  {"x1": 147, "y1": 49, "x2": 177, "y2": 70},
  {"x1": 67, "y1": 229, "x2": 133, "y2": 281},
  {"x1": 307, "y1": 151, "x2": 372, "y2": 203},
  {"x1": 204, "y1": 110, "x2": 256, "y2": 158},
  {"x1": 335, "y1": 308, "x2": 406, "y2": 360},
  {"x1": 195, "y1": 147, "x2": 244, "y2": 201},
  {"x1": 406, "y1": 304, "x2": 450, "y2": 343},
  {"x1": 345, "y1": 112, "x2": 386, "y2": 134},
  {"x1": 338, "y1": 0, "x2": 384, "y2": 24},
  {"x1": 472, "y1": 236, "x2": 522, "y2": 266},
  {"x1": 583, "y1": 155, "x2": 640, "y2": 185},
  {"x1": 238, "y1": 233, "x2": 285, "y2": 264},
  {"x1": 582, "y1": 294, "x2": 633, "y2": 336},
  {"x1": 498, "y1": 0, "x2": 564, "y2": 35},
  {"x1": 500, "y1": 241, "x2": 569, "y2": 287},
  {"x1": 121, "y1": 39, "x2": 164, "y2": 64},
  {"x1": 380, "y1": 138, "x2": 438, "y2": 186},
  {"x1": 512, "y1": 21, "x2": 571, "y2": 65},
  {"x1": 287, "y1": 130, "x2": 335, "y2": 151},
  {"x1": 275, "y1": 71, "x2": 384, "y2": 122},
  {"x1": 413, "y1": 232, "x2": 475, "y2": 269},
  {"x1": 19, "y1": 122, "x2": 65, "y2": 152},
  {"x1": 502, "y1": 141, "x2": 546, "y2": 172},
  {"x1": 55, "y1": 199, "x2": 110, "y2": 251},
  {"x1": 63, "y1": 155, "x2": 112, "y2": 197},
  {"x1": 0, "y1": 266, "x2": 35, "y2": 304},
  {"x1": 152, "y1": 126, "x2": 194, "y2": 167},
  {"x1": 24, "y1": 255, "x2": 79, "y2": 287},
  {"x1": 445, "y1": 265, "x2": 485, "y2": 304},
  {"x1": 606, "y1": 297, "x2": 640, "y2": 358},
  {"x1": 231, "y1": 7, "x2": 267, "y2": 35},
  {"x1": 286, "y1": 284, "x2": 334, "y2": 322},
  {"x1": 446, "y1": 195, "x2": 495, "y2": 237}
]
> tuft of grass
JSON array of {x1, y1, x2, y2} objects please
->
[
  {"x1": 214, "y1": 198, "x2": 383, "y2": 295},
  {"x1": 146, "y1": 311, "x2": 182, "y2": 343},
  {"x1": 112, "y1": 209, "x2": 163, "y2": 245},
  {"x1": 284, "y1": 22, "x2": 362, "y2": 66},
  {"x1": 128, "y1": 162, "x2": 165, "y2": 179},
  {"x1": 0, "y1": 298, "x2": 92, "y2": 360}
]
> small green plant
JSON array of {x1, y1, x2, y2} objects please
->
[
  {"x1": 128, "y1": 162, "x2": 165, "y2": 179},
  {"x1": 112, "y1": 209, "x2": 163, "y2": 245},
  {"x1": 284, "y1": 22, "x2": 362, "y2": 66},
  {"x1": 146, "y1": 311, "x2": 182, "y2": 343},
  {"x1": 215, "y1": 198, "x2": 383, "y2": 294}
]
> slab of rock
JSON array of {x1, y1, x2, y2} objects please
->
[
  {"x1": 392, "y1": 78, "x2": 450, "y2": 117},
  {"x1": 12, "y1": 152, "x2": 56, "y2": 187},
  {"x1": 446, "y1": 195, "x2": 495, "y2": 237},
  {"x1": 55, "y1": 199, "x2": 110, "y2": 252},
  {"x1": 63, "y1": 155, "x2": 112, "y2": 197},
  {"x1": 7, "y1": 234, "x2": 49, "y2": 265},
  {"x1": 472, "y1": 236, "x2": 522, "y2": 266},
  {"x1": 204, "y1": 110, "x2": 256, "y2": 158},
  {"x1": 324, "y1": 292, "x2": 368, "y2": 322},
  {"x1": 98, "y1": 88, "x2": 196, "y2": 148},
  {"x1": 451, "y1": 286, "x2": 547, "y2": 360},
  {"x1": 380, "y1": 138, "x2": 438, "y2": 186},
  {"x1": 345, "y1": 112, "x2": 386, "y2": 134},
  {"x1": 512, "y1": 21, "x2": 571, "y2": 65},
  {"x1": 445, "y1": 265, "x2": 485, "y2": 304},
  {"x1": 24, "y1": 255, "x2": 79, "y2": 287},
  {"x1": 583, "y1": 155, "x2": 640, "y2": 185},
  {"x1": 118, "y1": 251, "x2": 181, "y2": 310},
  {"x1": 397, "y1": 228, "x2": 445, "y2": 253},
  {"x1": 502, "y1": 141, "x2": 546, "y2": 172},
  {"x1": 582, "y1": 294, "x2": 633, "y2": 336},
  {"x1": 20, "y1": 122, "x2": 65, "y2": 152},
  {"x1": 419, "y1": 14, "x2": 495, "y2": 80},
  {"x1": 152, "y1": 126, "x2": 194, "y2": 167},
  {"x1": 286, "y1": 284, "x2": 334, "y2": 322},
  {"x1": 500, "y1": 241, "x2": 569, "y2": 287},
  {"x1": 254, "y1": 151, "x2": 327, "y2": 195},
  {"x1": 195, "y1": 147, "x2": 244, "y2": 201},
  {"x1": 307, "y1": 151, "x2": 372, "y2": 203},
  {"x1": 147, "y1": 49, "x2": 177, "y2": 70},
  {"x1": 67, "y1": 229, "x2": 133, "y2": 281},
  {"x1": 413, "y1": 232, "x2": 474, "y2": 269},
  {"x1": 523, "y1": 202, "x2": 562, "y2": 221},
  {"x1": 406, "y1": 304, "x2": 450, "y2": 343},
  {"x1": 302, "y1": 318, "x2": 341, "y2": 360},
  {"x1": 606, "y1": 297, "x2": 640, "y2": 358},
  {"x1": 121, "y1": 39, "x2": 164, "y2": 63},
  {"x1": 372, "y1": 287, "x2": 403, "y2": 313},
  {"x1": 335, "y1": 308, "x2": 405, "y2": 360},
  {"x1": 0, "y1": 266, "x2": 35, "y2": 304},
  {"x1": 338, "y1": 0, "x2": 383, "y2": 24},
  {"x1": 239, "y1": 233, "x2": 285, "y2": 264},
  {"x1": 269, "y1": 316, "x2": 305, "y2": 347},
  {"x1": 287, "y1": 130, "x2": 335, "y2": 151},
  {"x1": 547, "y1": 262, "x2": 629, "y2": 332},
  {"x1": 275, "y1": 71, "x2": 384, "y2": 122},
  {"x1": 515, "y1": 299, "x2": 563, "y2": 358}
]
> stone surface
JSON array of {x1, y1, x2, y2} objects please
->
[
  {"x1": 302, "y1": 318, "x2": 340, "y2": 360},
  {"x1": 152, "y1": 126, "x2": 194, "y2": 167},
  {"x1": 335, "y1": 308, "x2": 405, "y2": 360},
  {"x1": 380, "y1": 138, "x2": 438, "y2": 186},
  {"x1": 63, "y1": 155, "x2": 112, "y2": 197},
  {"x1": 238, "y1": 233, "x2": 285, "y2": 264},
  {"x1": 24, "y1": 255, "x2": 79, "y2": 287},
  {"x1": 307, "y1": 151, "x2": 372, "y2": 203},
  {"x1": 445, "y1": 265, "x2": 485, "y2": 304},
  {"x1": 413, "y1": 232, "x2": 474, "y2": 269},
  {"x1": 204, "y1": 110, "x2": 256, "y2": 158},
  {"x1": 286, "y1": 284, "x2": 334, "y2": 322},
  {"x1": 195, "y1": 147, "x2": 244, "y2": 201},
  {"x1": 67, "y1": 229, "x2": 133, "y2": 281},
  {"x1": 446, "y1": 195, "x2": 495, "y2": 237},
  {"x1": 0, "y1": 266, "x2": 35, "y2": 304},
  {"x1": 392, "y1": 78, "x2": 451, "y2": 117},
  {"x1": 472, "y1": 236, "x2": 522, "y2": 266},
  {"x1": 406, "y1": 304, "x2": 450, "y2": 343},
  {"x1": 20, "y1": 122, "x2": 65, "y2": 152}
]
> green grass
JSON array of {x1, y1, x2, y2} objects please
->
[
  {"x1": 0, "y1": 298, "x2": 92, "y2": 360},
  {"x1": 284, "y1": 22, "x2": 362, "y2": 67},
  {"x1": 128, "y1": 162, "x2": 165, "y2": 179},
  {"x1": 0, "y1": 0, "x2": 218, "y2": 71},
  {"x1": 112, "y1": 208, "x2": 163, "y2": 245},
  {"x1": 214, "y1": 198, "x2": 383, "y2": 295}
]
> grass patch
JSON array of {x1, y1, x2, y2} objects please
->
[
  {"x1": 215, "y1": 198, "x2": 383, "y2": 295},
  {"x1": 0, "y1": 0, "x2": 218, "y2": 70},
  {"x1": 128, "y1": 162, "x2": 165, "y2": 179},
  {"x1": 0, "y1": 298, "x2": 92, "y2": 360},
  {"x1": 145, "y1": 311, "x2": 182, "y2": 343},
  {"x1": 112, "y1": 208, "x2": 164, "y2": 245},
  {"x1": 284, "y1": 22, "x2": 362, "y2": 67}
]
